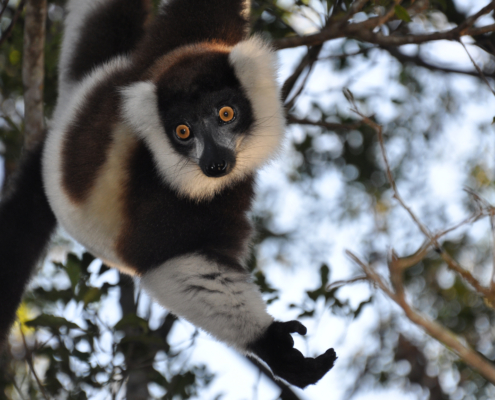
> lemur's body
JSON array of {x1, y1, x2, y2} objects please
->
[{"x1": 0, "y1": 0, "x2": 336, "y2": 387}]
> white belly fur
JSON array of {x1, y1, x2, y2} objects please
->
[{"x1": 43, "y1": 57, "x2": 138, "y2": 275}]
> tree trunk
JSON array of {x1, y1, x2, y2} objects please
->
[{"x1": 22, "y1": 0, "x2": 47, "y2": 150}]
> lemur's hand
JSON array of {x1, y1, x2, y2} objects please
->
[{"x1": 249, "y1": 320, "x2": 336, "y2": 388}]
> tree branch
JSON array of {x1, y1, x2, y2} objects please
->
[
  {"x1": 273, "y1": 8, "x2": 495, "y2": 50},
  {"x1": 383, "y1": 46, "x2": 495, "y2": 78},
  {"x1": 287, "y1": 115, "x2": 362, "y2": 131},
  {"x1": 346, "y1": 250, "x2": 495, "y2": 385},
  {"x1": 22, "y1": 0, "x2": 47, "y2": 150}
]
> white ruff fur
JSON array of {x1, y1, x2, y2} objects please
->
[
  {"x1": 140, "y1": 254, "x2": 273, "y2": 350},
  {"x1": 121, "y1": 36, "x2": 285, "y2": 201},
  {"x1": 43, "y1": 57, "x2": 132, "y2": 268}
]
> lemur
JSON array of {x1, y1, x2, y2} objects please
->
[{"x1": 0, "y1": 0, "x2": 336, "y2": 388}]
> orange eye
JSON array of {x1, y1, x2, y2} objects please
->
[
  {"x1": 176, "y1": 125, "x2": 190, "y2": 140},
  {"x1": 219, "y1": 106, "x2": 235, "y2": 122}
]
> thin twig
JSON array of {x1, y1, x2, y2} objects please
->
[
  {"x1": 19, "y1": 326, "x2": 50, "y2": 400},
  {"x1": 346, "y1": 250, "x2": 495, "y2": 385},
  {"x1": 349, "y1": 104, "x2": 495, "y2": 303},
  {"x1": 0, "y1": 0, "x2": 9, "y2": 19},
  {"x1": 466, "y1": 189, "x2": 495, "y2": 292},
  {"x1": 327, "y1": 275, "x2": 368, "y2": 290},
  {"x1": 284, "y1": 45, "x2": 323, "y2": 109},
  {"x1": 490, "y1": 210, "x2": 495, "y2": 292},
  {"x1": 0, "y1": 0, "x2": 26, "y2": 47},
  {"x1": 282, "y1": 45, "x2": 323, "y2": 103},
  {"x1": 459, "y1": 40, "x2": 495, "y2": 97}
]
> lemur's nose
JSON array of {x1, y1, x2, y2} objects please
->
[{"x1": 206, "y1": 160, "x2": 228, "y2": 177}]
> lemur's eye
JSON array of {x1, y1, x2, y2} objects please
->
[
  {"x1": 219, "y1": 106, "x2": 235, "y2": 122},
  {"x1": 176, "y1": 125, "x2": 191, "y2": 140}
]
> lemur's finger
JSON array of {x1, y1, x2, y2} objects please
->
[{"x1": 282, "y1": 320, "x2": 307, "y2": 335}]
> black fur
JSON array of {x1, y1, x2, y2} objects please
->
[
  {"x1": 62, "y1": 68, "x2": 134, "y2": 202},
  {"x1": 0, "y1": 144, "x2": 57, "y2": 349},
  {"x1": 134, "y1": 0, "x2": 249, "y2": 71},
  {"x1": 67, "y1": 0, "x2": 150, "y2": 82},
  {"x1": 115, "y1": 141, "x2": 255, "y2": 273},
  {"x1": 248, "y1": 321, "x2": 337, "y2": 388}
]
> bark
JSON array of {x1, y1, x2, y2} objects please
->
[{"x1": 22, "y1": 0, "x2": 47, "y2": 150}]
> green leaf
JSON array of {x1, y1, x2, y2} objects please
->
[
  {"x1": 320, "y1": 264, "x2": 330, "y2": 286},
  {"x1": 82, "y1": 287, "x2": 102, "y2": 306},
  {"x1": 394, "y1": 5, "x2": 412, "y2": 22},
  {"x1": 72, "y1": 350, "x2": 91, "y2": 362},
  {"x1": 115, "y1": 313, "x2": 149, "y2": 333},
  {"x1": 25, "y1": 314, "x2": 80, "y2": 331},
  {"x1": 66, "y1": 253, "x2": 81, "y2": 292}
]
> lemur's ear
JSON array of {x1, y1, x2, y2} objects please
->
[{"x1": 134, "y1": 0, "x2": 251, "y2": 69}]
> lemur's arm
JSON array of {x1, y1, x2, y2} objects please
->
[{"x1": 140, "y1": 253, "x2": 336, "y2": 388}]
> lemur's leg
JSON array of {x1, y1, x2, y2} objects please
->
[
  {"x1": 133, "y1": 0, "x2": 251, "y2": 71},
  {"x1": 57, "y1": 0, "x2": 150, "y2": 109},
  {"x1": 0, "y1": 144, "x2": 57, "y2": 350},
  {"x1": 140, "y1": 254, "x2": 336, "y2": 388}
]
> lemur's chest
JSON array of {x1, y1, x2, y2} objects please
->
[
  {"x1": 114, "y1": 142, "x2": 255, "y2": 273},
  {"x1": 44, "y1": 125, "x2": 254, "y2": 275}
]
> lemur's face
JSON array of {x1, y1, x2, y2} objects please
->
[
  {"x1": 155, "y1": 51, "x2": 254, "y2": 178},
  {"x1": 122, "y1": 39, "x2": 283, "y2": 200}
]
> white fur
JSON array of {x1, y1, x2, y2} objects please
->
[
  {"x1": 56, "y1": 0, "x2": 109, "y2": 120},
  {"x1": 229, "y1": 37, "x2": 286, "y2": 174},
  {"x1": 120, "y1": 37, "x2": 285, "y2": 201},
  {"x1": 120, "y1": 82, "x2": 248, "y2": 201},
  {"x1": 43, "y1": 57, "x2": 132, "y2": 268},
  {"x1": 140, "y1": 254, "x2": 273, "y2": 350}
]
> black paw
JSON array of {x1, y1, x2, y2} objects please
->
[{"x1": 248, "y1": 321, "x2": 337, "y2": 388}]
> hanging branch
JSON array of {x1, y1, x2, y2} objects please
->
[
  {"x1": 22, "y1": 0, "x2": 47, "y2": 150},
  {"x1": 346, "y1": 250, "x2": 495, "y2": 385}
]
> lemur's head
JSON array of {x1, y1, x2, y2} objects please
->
[{"x1": 121, "y1": 37, "x2": 285, "y2": 201}]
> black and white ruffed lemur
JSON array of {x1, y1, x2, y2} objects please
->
[{"x1": 0, "y1": 0, "x2": 336, "y2": 388}]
